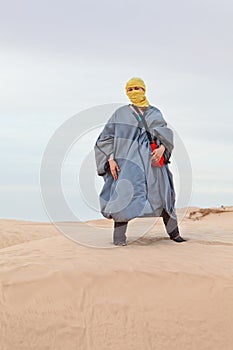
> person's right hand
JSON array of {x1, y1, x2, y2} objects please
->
[{"x1": 108, "y1": 159, "x2": 120, "y2": 180}]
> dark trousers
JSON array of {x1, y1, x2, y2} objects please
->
[{"x1": 113, "y1": 209, "x2": 180, "y2": 244}]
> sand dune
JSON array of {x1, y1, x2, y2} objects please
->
[{"x1": 0, "y1": 207, "x2": 233, "y2": 350}]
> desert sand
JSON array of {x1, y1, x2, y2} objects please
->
[{"x1": 0, "y1": 207, "x2": 233, "y2": 350}]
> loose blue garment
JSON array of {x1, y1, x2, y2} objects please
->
[{"x1": 94, "y1": 105, "x2": 177, "y2": 222}]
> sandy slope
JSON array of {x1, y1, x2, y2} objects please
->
[{"x1": 0, "y1": 207, "x2": 233, "y2": 350}]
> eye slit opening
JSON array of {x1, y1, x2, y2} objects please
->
[{"x1": 127, "y1": 86, "x2": 144, "y2": 92}]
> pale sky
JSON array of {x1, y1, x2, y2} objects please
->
[{"x1": 0, "y1": 0, "x2": 233, "y2": 221}]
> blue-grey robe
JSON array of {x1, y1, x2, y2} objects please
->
[{"x1": 94, "y1": 104, "x2": 177, "y2": 222}]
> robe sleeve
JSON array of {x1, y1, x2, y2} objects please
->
[
  {"x1": 94, "y1": 113, "x2": 116, "y2": 176},
  {"x1": 150, "y1": 109, "x2": 174, "y2": 164}
]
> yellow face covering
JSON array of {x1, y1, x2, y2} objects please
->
[{"x1": 125, "y1": 77, "x2": 150, "y2": 107}]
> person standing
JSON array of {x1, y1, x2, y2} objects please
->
[{"x1": 95, "y1": 77, "x2": 186, "y2": 246}]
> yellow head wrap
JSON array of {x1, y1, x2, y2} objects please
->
[{"x1": 125, "y1": 77, "x2": 149, "y2": 107}]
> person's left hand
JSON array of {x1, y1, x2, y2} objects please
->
[{"x1": 151, "y1": 144, "x2": 165, "y2": 162}]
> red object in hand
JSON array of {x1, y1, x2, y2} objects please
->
[{"x1": 150, "y1": 141, "x2": 165, "y2": 167}]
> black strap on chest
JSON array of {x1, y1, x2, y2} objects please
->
[
  {"x1": 129, "y1": 104, "x2": 170, "y2": 164},
  {"x1": 130, "y1": 104, "x2": 154, "y2": 144}
]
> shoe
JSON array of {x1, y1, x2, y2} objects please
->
[
  {"x1": 114, "y1": 241, "x2": 127, "y2": 246},
  {"x1": 171, "y1": 235, "x2": 187, "y2": 243}
]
